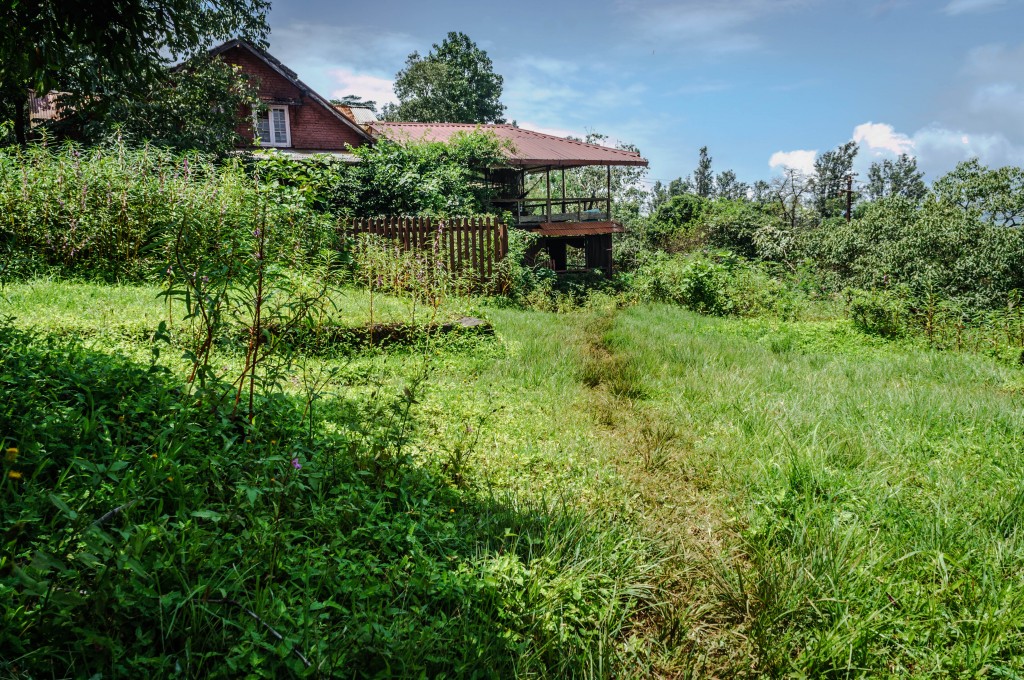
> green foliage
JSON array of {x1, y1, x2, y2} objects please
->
[
  {"x1": 1, "y1": 0, "x2": 269, "y2": 144},
  {"x1": 848, "y1": 286, "x2": 913, "y2": 338},
  {"x1": 703, "y1": 198, "x2": 788, "y2": 260},
  {"x1": 802, "y1": 194, "x2": 1024, "y2": 308},
  {"x1": 627, "y1": 251, "x2": 796, "y2": 318},
  {"x1": 866, "y1": 153, "x2": 926, "y2": 202},
  {"x1": 85, "y1": 56, "x2": 261, "y2": 154},
  {"x1": 647, "y1": 193, "x2": 710, "y2": 249},
  {"x1": 0, "y1": 141, "x2": 336, "y2": 282},
  {"x1": 714, "y1": 169, "x2": 749, "y2": 200},
  {"x1": 349, "y1": 132, "x2": 507, "y2": 216},
  {"x1": 811, "y1": 141, "x2": 858, "y2": 219},
  {"x1": 692, "y1": 146, "x2": 714, "y2": 198},
  {"x1": 0, "y1": 283, "x2": 664, "y2": 677},
  {"x1": 382, "y1": 32, "x2": 506, "y2": 124},
  {"x1": 933, "y1": 158, "x2": 1024, "y2": 228}
]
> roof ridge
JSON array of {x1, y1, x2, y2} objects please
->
[{"x1": 378, "y1": 122, "x2": 640, "y2": 158}]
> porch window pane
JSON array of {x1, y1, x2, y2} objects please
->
[
  {"x1": 255, "y1": 111, "x2": 271, "y2": 144},
  {"x1": 272, "y1": 108, "x2": 287, "y2": 144}
]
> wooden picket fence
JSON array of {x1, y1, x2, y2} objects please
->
[{"x1": 339, "y1": 216, "x2": 508, "y2": 282}]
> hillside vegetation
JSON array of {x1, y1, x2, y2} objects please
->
[{"x1": 3, "y1": 141, "x2": 1024, "y2": 677}]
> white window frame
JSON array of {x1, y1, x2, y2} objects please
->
[{"x1": 253, "y1": 105, "x2": 291, "y2": 147}]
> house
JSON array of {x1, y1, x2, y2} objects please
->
[
  {"x1": 210, "y1": 39, "x2": 374, "y2": 158},
  {"x1": 372, "y1": 122, "x2": 648, "y2": 275},
  {"x1": 208, "y1": 40, "x2": 650, "y2": 274}
]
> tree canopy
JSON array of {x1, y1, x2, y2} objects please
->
[
  {"x1": 1, "y1": 0, "x2": 270, "y2": 143},
  {"x1": 382, "y1": 32, "x2": 506, "y2": 124},
  {"x1": 866, "y1": 154, "x2": 926, "y2": 202},
  {"x1": 96, "y1": 56, "x2": 260, "y2": 153}
]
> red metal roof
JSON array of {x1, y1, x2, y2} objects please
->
[{"x1": 371, "y1": 122, "x2": 648, "y2": 169}]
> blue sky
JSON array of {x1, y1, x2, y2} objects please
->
[{"x1": 264, "y1": 0, "x2": 1024, "y2": 187}]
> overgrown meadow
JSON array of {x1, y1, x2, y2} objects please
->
[{"x1": 3, "y1": 139, "x2": 1024, "y2": 678}]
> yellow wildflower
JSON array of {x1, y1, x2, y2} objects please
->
[
  {"x1": 8, "y1": 470, "x2": 22, "y2": 480},
  {"x1": 118, "y1": 415, "x2": 125, "y2": 424},
  {"x1": 5, "y1": 447, "x2": 17, "y2": 463},
  {"x1": 150, "y1": 454, "x2": 158, "y2": 459},
  {"x1": 166, "y1": 476, "x2": 173, "y2": 482}
]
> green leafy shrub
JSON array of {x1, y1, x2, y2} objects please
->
[
  {"x1": 645, "y1": 193, "x2": 710, "y2": 250},
  {"x1": 628, "y1": 251, "x2": 798, "y2": 318},
  {"x1": 0, "y1": 141, "x2": 337, "y2": 282},
  {"x1": 801, "y1": 192, "x2": 1024, "y2": 310},
  {"x1": 848, "y1": 287, "x2": 912, "y2": 338}
]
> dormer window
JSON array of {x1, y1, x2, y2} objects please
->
[{"x1": 254, "y1": 105, "x2": 290, "y2": 147}]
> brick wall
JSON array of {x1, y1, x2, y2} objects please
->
[{"x1": 222, "y1": 46, "x2": 368, "y2": 151}]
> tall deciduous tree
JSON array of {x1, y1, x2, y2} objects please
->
[
  {"x1": 866, "y1": 154, "x2": 927, "y2": 202},
  {"x1": 715, "y1": 169, "x2": 748, "y2": 200},
  {"x1": 693, "y1": 146, "x2": 714, "y2": 198},
  {"x1": 812, "y1": 141, "x2": 858, "y2": 218},
  {"x1": 382, "y1": 32, "x2": 506, "y2": 124},
  {"x1": 97, "y1": 56, "x2": 260, "y2": 153},
  {"x1": 1, "y1": 0, "x2": 269, "y2": 144},
  {"x1": 933, "y1": 159, "x2": 1024, "y2": 228}
]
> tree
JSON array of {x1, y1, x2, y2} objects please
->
[
  {"x1": 812, "y1": 141, "x2": 858, "y2": 218},
  {"x1": 865, "y1": 154, "x2": 926, "y2": 202},
  {"x1": 771, "y1": 167, "x2": 814, "y2": 230},
  {"x1": 1, "y1": 0, "x2": 269, "y2": 144},
  {"x1": 95, "y1": 56, "x2": 260, "y2": 153},
  {"x1": 751, "y1": 180, "x2": 773, "y2": 204},
  {"x1": 648, "y1": 193, "x2": 710, "y2": 248},
  {"x1": 933, "y1": 159, "x2": 1024, "y2": 228},
  {"x1": 382, "y1": 32, "x2": 505, "y2": 124},
  {"x1": 715, "y1": 170, "x2": 749, "y2": 200},
  {"x1": 693, "y1": 146, "x2": 714, "y2": 198}
]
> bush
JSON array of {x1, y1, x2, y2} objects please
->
[
  {"x1": 628, "y1": 251, "x2": 798, "y2": 318},
  {"x1": 848, "y1": 287, "x2": 913, "y2": 338},
  {"x1": 0, "y1": 141, "x2": 337, "y2": 282},
  {"x1": 646, "y1": 193, "x2": 710, "y2": 249},
  {"x1": 801, "y1": 194, "x2": 1024, "y2": 310}
]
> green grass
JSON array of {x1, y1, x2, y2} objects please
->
[
  {"x1": 0, "y1": 278, "x2": 464, "y2": 333},
  {"x1": 0, "y1": 280, "x2": 662, "y2": 678},
  {"x1": 5, "y1": 280, "x2": 1024, "y2": 677},
  {"x1": 596, "y1": 304, "x2": 1024, "y2": 676}
]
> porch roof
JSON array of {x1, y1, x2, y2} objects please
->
[{"x1": 371, "y1": 122, "x2": 648, "y2": 170}]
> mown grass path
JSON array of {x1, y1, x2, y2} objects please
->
[{"x1": 579, "y1": 303, "x2": 1024, "y2": 677}]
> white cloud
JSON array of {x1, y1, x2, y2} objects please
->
[
  {"x1": 853, "y1": 122, "x2": 914, "y2": 156},
  {"x1": 328, "y1": 69, "x2": 397, "y2": 107},
  {"x1": 943, "y1": 0, "x2": 1008, "y2": 15},
  {"x1": 911, "y1": 124, "x2": 1024, "y2": 172},
  {"x1": 842, "y1": 119, "x2": 1024, "y2": 180},
  {"x1": 769, "y1": 149, "x2": 817, "y2": 174},
  {"x1": 267, "y1": 22, "x2": 414, "y2": 102}
]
